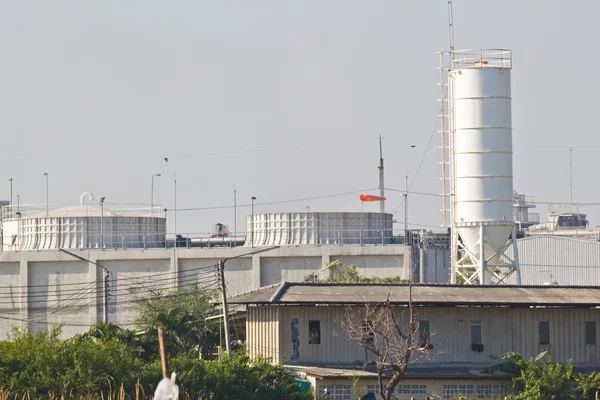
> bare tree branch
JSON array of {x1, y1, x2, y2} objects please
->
[{"x1": 339, "y1": 284, "x2": 438, "y2": 400}]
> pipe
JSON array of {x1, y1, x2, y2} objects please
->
[
  {"x1": 525, "y1": 229, "x2": 600, "y2": 238},
  {"x1": 80, "y1": 192, "x2": 95, "y2": 206}
]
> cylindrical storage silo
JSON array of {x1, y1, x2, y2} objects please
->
[{"x1": 450, "y1": 50, "x2": 518, "y2": 284}]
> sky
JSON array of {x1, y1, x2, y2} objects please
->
[{"x1": 0, "y1": 0, "x2": 599, "y2": 236}]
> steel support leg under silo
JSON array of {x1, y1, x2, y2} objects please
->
[{"x1": 452, "y1": 222, "x2": 521, "y2": 285}]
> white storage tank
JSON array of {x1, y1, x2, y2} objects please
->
[
  {"x1": 245, "y1": 212, "x2": 394, "y2": 246},
  {"x1": 1, "y1": 192, "x2": 166, "y2": 251},
  {"x1": 447, "y1": 49, "x2": 520, "y2": 284}
]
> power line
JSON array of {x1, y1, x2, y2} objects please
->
[
  {"x1": 0, "y1": 269, "x2": 218, "y2": 305},
  {"x1": 0, "y1": 262, "x2": 218, "y2": 290},
  {"x1": 20, "y1": 276, "x2": 220, "y2": 314},
  {"x1": 170, "y1": 189, "x2": 377, "y2": 212},
  {"x1": 392, "y1": 115, "x2": 440, "y2": 217}
]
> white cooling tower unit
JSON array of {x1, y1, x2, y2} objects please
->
[
  {"x1": 0, "y1": 192, "x2": 166, "y2": 251},
  {"x1": 443, "y1": 49, "x2": 521, "y2": 285}
]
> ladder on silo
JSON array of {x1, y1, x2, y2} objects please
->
[{"x1": 438, "y1": 52, "x2": 452, "y2": 229}]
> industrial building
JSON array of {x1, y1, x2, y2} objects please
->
[
  {"x1": 228, "y1": 282, "x2": 600, "y2": 400},
  {"x1": 505, "y1": 236, "x2": 600, "y2": 285},
  {"x1": 0, "y1": 193, "x2": 441, "y2": 338},
  {"x1": 3, "y1": 46, "x2": 600, "y2": 349}
]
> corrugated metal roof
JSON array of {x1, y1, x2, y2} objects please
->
[
  {"x1": 288, "y1": 364, "x2": 599, "y2": 379},
  {"x1": 288, "y1": 364, "x2": 516, "y2": 379},
  {"x1": 227, "y1": 282, "x2": 600, "y2": 307},
  {"x1": 223, "y1": 283, "x2": 281, "y2": 304}
]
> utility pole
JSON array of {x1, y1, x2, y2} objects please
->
[
  {"x1": 174, "y1": 172, "x2": 177, "y2": 237},
  {"x1": 233, "y1": 183, "x2": 237, "y2": 245},
  {"x1": 100, "y1": 197, "x2": 105, "y2": 250},
  {"x1": 7, "y1": 178, "x2": 13, "y2": 217},
  {"x1": 569, "y1": 148, "x2": 573, "y2": 204},
  {"x1": 218, "y1": 260, "x2": 231, "y2": 353},
  {"x1": 250, "y1": 196, "x2": 257, "y2": 248},
  {"x1": 103, "y1": 270, "x2": 109, "y2": 323},
  {"x1": 378, "y1": 135, "x2": 385, "y2": 213},
  {"x1": 404, "y1": 171, "x2": 409, "y2": 244},
  {"x1": 58, "y1": 248, "x2": 109, "y2": 324},
  {"x1": 43, "y1": 172, "x2": 49, "y2": 216}
]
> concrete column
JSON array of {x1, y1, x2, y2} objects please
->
[
  {"x1": 252, "y1": 255, "x2": 261, "y2": 290},
  {"x1": 419, "y1": 247, "x2": 425, "y2": 284},
  {"x1": 170, "y1": 250, "x2": 179, "y2": 289},
  {"x1": 19, "y1": 259, "x2": 28, "y2": 325},
  {"x1": 88, "y1": 259, "x2": 99, "y2": 325},
  {"x1": 321, "y1": 254, "x2": 332, "y2": 279},
  {"x1": 321, "y1": 254, "x2": 331, "y2": 267}
]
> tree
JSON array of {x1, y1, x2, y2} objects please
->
[
  {"x1": 574, "y1": 371, "x2": 600, "y2": 399},
  {"x1": 483, "y1": 351, "x2": 574, "y2": 400},
  {"x1": 305, "y1": 260, "x2": 409, "y2": 283},
  {"x1": 135, "y1": 284, "x2": 220, "y2": 357},
  {"x1": 0, "y1": 326, "x2": 144, "y2": 397},
  {"x1": 340, "y1": 285, "x2": 432, "y2": 400},
  {"x1": 82, "y1": 322, "x2": 155, "y2": 361}
]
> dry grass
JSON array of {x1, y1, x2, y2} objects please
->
[
  {"x1": 0, "y1": 381, "x2": 154, "y2": 400},
  {"x1": 0, "y1": 383, "x2": 203, "y2": 400}
]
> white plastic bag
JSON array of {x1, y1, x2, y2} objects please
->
[{"x1": 154, "y1": 372, "x2": 179, "y2": 400}]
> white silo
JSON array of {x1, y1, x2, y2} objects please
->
[{"x1": 442, "y1": 49, "x2": 521, "y2": 285}]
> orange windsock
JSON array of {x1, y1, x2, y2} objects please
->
[{"x1": 360, "y1": 194, "x2": 386, "y2": 202}]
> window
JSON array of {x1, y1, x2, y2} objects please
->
[
  {"x1": 419, "y1": 320, "x2": 431, "y2": 348},
  {"x1": 443, "y1": 384, "x2": 474, "y2": 399},
  {"x1": 586, "y1": 321, "x2": 597, "y2": 345},
  {"x1": 309, "y1": 320, "x2": 321, "y2": 345},
  {"x1": 397, "y1": 384, "x2": 427, "y2": 395},
  {"x1": 477, "y1": 384, "x2": 507, "y2": 399},
  {"x1": 318, "y1": 384, "x2": 351, "y2": 400},
  {"x1": 539, "y1": 321, "x2": 550, "y2": 345},
  {"x1": 471, "y1": 321, "x2": 483, "y2": 352},
  {"x1": 367, "y1": 384, "x2": 427, "y2": 396},
  {"x1": 366, "y1": 384, "x2": 380, "y2": 395},
  {"x1": 361, "y1": 321, "x2": 374, "y2": 345}
]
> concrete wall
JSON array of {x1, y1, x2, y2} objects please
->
[
  {"x1": 28, "y1": 260, "x2": 90, "y2": 337},
  {"x1": 0, "y1": 262, "x2": 21, "y2": 339},
  {"x1": 270, "y1": 305, "x2": 600, "y2": 365},
  {"x1": 0, "y1": 244, "x2": 412, "y2": 337},
  {"x1": 313, "y1": 377, "x2": 514, "y2": 400}
]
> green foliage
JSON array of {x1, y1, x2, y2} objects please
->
[
  {"x1": 135, "y1": 284, "x2": 220, "y2": 357},
  {"x1": 574, "y1": 371, "x2": 600, "y2": 399},
  {"x1": 484, "y1": 351, "x2": 574, "y2": 400},
  {"x1": 0, "y1": 326, "x2": 144, "y2": 397},
  {"x1": 0, "y1": 328, "x2": 311, "y2": 400},
  {"x1": 512, "y1": 355, "x2": 572, "y2": 400},
  {"x1": 179, "y1": 352, "x2": 312, "y2": 400},
  {"x1": 304, "y1": 260, "x2": 410, "y2": 283}
]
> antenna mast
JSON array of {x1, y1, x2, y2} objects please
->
[
  {"x1": 569, "y1": 148, "x2": 573, "y2": 204},
  {"x1": 448, "y1": 0, "x2": 455, "y2": 53},
  {"x1": 378, "y1": 135, "x2": 385, "y2": 213}
]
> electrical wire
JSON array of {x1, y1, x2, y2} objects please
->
[
  {"x1": 0, "y1": 261, "x2": 219, "y2": 290},
  {"x1": 391, "y1": 97, "x2": 442, "y2": 217},
  {"x1": 0, "y1": 267, "x2": 217, "y2": 299},
  {"x1": 21, "y1": 276, "x2": 220, "y2": 316},
  {"x1": 0, "y1": 268, "x2": 219, "y2": 306},
  {"x1": 170, "y1": 189, "x2": 377, "y2": 212}
]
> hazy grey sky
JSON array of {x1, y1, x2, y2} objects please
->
[{"x1": 1, "y1": 1, "x2": 599, "y2": 235}]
